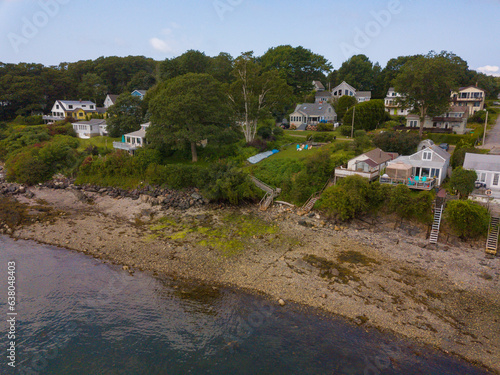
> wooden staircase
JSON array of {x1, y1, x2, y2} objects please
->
[
  {"x1": 297, "y1": 179, "x2": 334, "y2": 215},
  {"x1": 429, "y1": 205, "x2": 443, "y2": 244},
  {"x1": 486, "y1": 216, "x2": 500, "y2": 255},
  {"x1": 251, "y1": 176, "x2": 281, "y2": 211}
]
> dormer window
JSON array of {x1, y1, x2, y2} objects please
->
[
  {"x1": 82, "y1": 105, "x2": 86, "y2": 107},
  {"x1": 90, "y1": 105, "x2": 94, "y2": 109},
  {"x1": 56, "y1": 105, "x2": 59, "y2": 109},
  {"x1": 68, "y1": 105, "x2": 73, "y2": 109}
]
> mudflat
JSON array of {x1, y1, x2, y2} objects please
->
[{"x1": 3, "y1": 186, "x2": 500, "y2": 373}]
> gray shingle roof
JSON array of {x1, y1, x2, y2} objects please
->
[
  {"x1": 464, "y1": 153, "x2": 500, "y2": 172},
  {"x1": 294, "y1": 103, "x2": 336, "y2": 117}
]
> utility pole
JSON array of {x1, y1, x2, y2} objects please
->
[
  {"x1": 482, "y1": 110, "x2": 489, "y2": 146},
  {"x1": 351, "y1": 106, "x2": 356, "y2": 138}
]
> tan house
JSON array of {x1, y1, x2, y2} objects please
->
[
  {"x1": 334, "y1": 148, "x2": 398, "y2": 183},
  {"x1": 451, "y1": 86, "x2": 485, "y2": 116},
  {"x1": 406, "y1": 106, "x2": 468, "y2": 134}
]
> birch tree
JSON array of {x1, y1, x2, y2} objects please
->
[{"x1": 228, "y1": 52, "x2": 291, "y2": 143}]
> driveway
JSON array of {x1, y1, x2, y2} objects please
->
[{"x1": 479, "y1": 109, "x2": 500, "y2": 154}]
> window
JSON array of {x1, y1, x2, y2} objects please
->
[
  {"x1": 68, "y1": 105, "x2": 73, "y2": 109},
  {"x1": 423, "y1": 151, "x2": 432, "y2": 160},
  {"x1": 431, "y1": 169, "x2": 440, "y2": 179},
  {"x1": 56, "y1": 105, "x2": 59, "y2": 109},
  {"x1": 345, "y1": 90, "x2": 349, "y2": 95},
  {"x1": 82, "y1": 105, "x2": 86, "y2": 108},
  {"x1": 479, "y1": 173, "x2": 486, "y2": 182},
  {"x1": 493, "y1": 174, "x2": 500, "y2": 186},
  {"x1": 90, "y1": 105, "x2": 94, "y2": 109}
]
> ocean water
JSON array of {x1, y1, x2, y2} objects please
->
[{"x1": 0, "y1": 236, "x2": 491, "y2": 375}]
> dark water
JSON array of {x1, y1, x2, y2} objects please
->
[{"x1": 0, "y1": 236, "x2": 491, "y2": 375}]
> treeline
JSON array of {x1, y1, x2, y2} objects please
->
[{"x1": 2, "y1": 47, "x2": 499, "y2": 121}]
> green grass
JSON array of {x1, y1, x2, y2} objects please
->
[
  {"x1": 284, "y1": 129, "x2": 348, "y2": 139},
  {"x1": 77, "y1": 136, "x2": 119, "y2": 152}
]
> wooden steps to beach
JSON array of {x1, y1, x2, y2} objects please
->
[
  {"x1": 486, "y1": 216, "x2": 500, "y2": 255},
  {"x1": 251, "y1": 176, "x2": 281, "y2": 211},
  {"x1": 429, "y1": 205, "x2": 443, "y2": 244},
  {"x1": 297, "y1": 178, "x2": 334, "y2": 216}
]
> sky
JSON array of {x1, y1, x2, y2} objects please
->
[{"x1": 0, "y1": 0, "x2": 499, "y2": 76}]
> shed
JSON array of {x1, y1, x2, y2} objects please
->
[{"x1": 385, "y1": 162, "x2": 412, "y2": 180}]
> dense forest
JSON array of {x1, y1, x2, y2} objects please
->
[{"x1": 1, "y1": 47, "x2": 499, "y2": 121}]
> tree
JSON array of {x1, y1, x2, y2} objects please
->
[
  {"x1": 343, "y1": 99, "x2": 386, "y2": 131},
  {"x1": 373, "y1": 131, "x2": 420, "y2": 155},
  {"x1": 450, "y1": 167, "x2": 477, "y2": 198},
  {"x1": 333, "y1": 95, "x2": 357, "y2": 121},
  {"x1": 148, "y1": 73, "x2": 232, "y2": 163},
  {"x1": 260, "y1": 45, "x2": 332, "y2": 95},
  {"x1": 335, "y1": 55, "x2": 380, "y2": 92},
  {"x1": 393, "y1": 51, "x2": 465, "y2": 137},
  {"x1": 228, "y1": 52, "x2": 292, "y2": 143},
  {"x1": 78, "y1": 73, "x2": 108, "y2": 105},
  {"x1": 445, "y1": 200, "x2": 489, "y2": 239},
  {"x1": 106, "y1": 93, "x2": 145, "y2": 138}
]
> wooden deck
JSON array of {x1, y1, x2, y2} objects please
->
[{"x1": 379, "y1": 177, "x2": 436, "y2": 191}]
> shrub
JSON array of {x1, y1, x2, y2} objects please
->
[
  {"x1": 449, "y1": 167, "x2": 477, "y2": 198},
  {"x1": 373, "y1": 131, "x2": 420, "y2": 155},
  {"x1": 311, "y1": 133, "x2": 334, "y2": 143},
  {"x1": 445, "y1": 200, "x2": 489, "y2": 239},
  {"x1": 388, "y1": 185, "x2": 434, "y2": 224},
  {"x1": 339, "y1": 125, "x2": 352, "y2": 137},
  {"x1": 316, "y1": 123, "x2": 334, "y2": 132},
  {"x1": 353, "y1": 130, "x2": 366, "y2": 138},
  {"x1": 343, "y1": 100, "x2": 386, "y2": 131},
  {"x1": 257, "y1": 126, "x2": 273, "y2": 139},
  {"x1": 319, "y1": 175, "x2": 371, "y2": 221},
  {"x1": 247, "y1": 139, "x2": 268, "y2": 152}
]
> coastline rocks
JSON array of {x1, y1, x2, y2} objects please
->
[{"x1": 278, "y1": 299, "x2": 286, "y2": 306}]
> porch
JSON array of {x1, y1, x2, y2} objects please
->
[{"x1": 379, "y1": 176, "x2": 437, "y2": 191}]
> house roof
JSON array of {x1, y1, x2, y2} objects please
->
[
  {"x1": 58, "y1": 100, "x2": 95, "y2": 107},
  {"x1": 428, "y1": 145, "x2": 451, "y2": 161},
  {"x1": 332, "y1": 81, "x2": 357, "y2": 93},
  {"x1": 458, "y1": 86, "x2": 486, "y2": 92},
  {"x1": 355, "y1": 91, "x2": 372, "y2": 98},
  {"x1": 96, "y1": 107, "x2": 107, "y2": 114},
  {"x1": 74, "y1": 119, "x2": 107, "y2": 126},
  {"x1": 464, "y1": 153, "x2": 500, "y2": 172},
  {"x1": 107, "y1": 94, "x2": 119, "y2": 103},
  {"x1": 293, "y1": 103, "x2": 335, "y2": 117},
  {"x1": 363, "y1": 148, "x2": 397, "y2": 165},
  {"x1": 125, "y1": 122, "x2": 150, "y2": 138},
  {"x1": 315, "y1": 91, "x2": 332, "y2": 98},
  {"x1": 132, "y1": 90, "x2": 147, "y2": 96},
  {"x1": 313, "y1": 80, "x2": 325, "y2": 90},
  {"x1": 448, "y1": 106, "x2": 468, "y2": 113}
]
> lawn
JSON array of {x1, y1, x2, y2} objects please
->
[
  {"x1": 284, "y1": 128, "x2": 349, "y2": 140},
  {"x1": 77, "y1": 136, "x2": 120, "y2": 152}
]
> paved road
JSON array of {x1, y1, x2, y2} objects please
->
[{"x1": 480, "y1": 109, "x2": 500, "y2": 153}]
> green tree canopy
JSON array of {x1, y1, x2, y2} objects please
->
[
  {"x1": 260, "y1": 45, "x2": 332, "y2": 95},
  {"x1": 450, "y1": 167, "x2": 477, "y2": 198},
  {"x1": 393, "y1": 51, "x2": 466, "y2": 137},
  {"x1": 148, "y1": 73, "x2": 233, "y2": 162},
  {"x1": 445, "y1": 200, "x2": 489, "y2": 239},
  {"x1": 373, "y1": 131, "x2": 420, "y2": 155},
  {"x1": 335, "y1": 54, "x2": 380, "y2": 92},
  {"x1": 334, "y1": 95, "x2": 357, "y2": 122},
  {"x1": 228, "y1": 52, "x2": 292, "y2": 143},
  {"x1": 343, "y1": 99, "x2": 386, "y2": 131},
  {"x1": 106, "y1": 93, "x2": 145, "y2": 138}
]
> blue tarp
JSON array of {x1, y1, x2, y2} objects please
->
[{"x1": 247, "y1": 150, "x2": 279, "y2": 164}]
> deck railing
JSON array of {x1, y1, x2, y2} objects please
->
[{"x1": 380, "y1": 176, "x2": 436, "y2": 190}]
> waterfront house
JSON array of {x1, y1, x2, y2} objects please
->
[
  {"x1": 312, "y1": 80, "x2": 325, "y2": 92},
  {"x1": 315, "y1": 91, "x2": 332, "y2": 104},
  {"x1": 334, "y1": 148, "x2": 398, "y2": 183},
  {"x1": 451, "y1": 86, "x2": 485, "y2": 116},
  {"x1": 381, "y1": 145, "x2": 450, "y2": 189},
  {"x1": 289, "y1": 103, "x2": 337, "y2": 129},
  {"x1": 73, "y1": 119, "x2": 107, "y2": 139},
  {"x1": 113, "y1": 122, "x2": 150, "y2": 153},
  {"x1": 44, "y1": 100, "x2": 98, "y2": 122},
  {"x1": 463, "y1": 153, "x2": 500, "y2": 204}
]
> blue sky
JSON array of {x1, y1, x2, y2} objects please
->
[{"x1": 0, "y1": 0, "x2": 499, "y2": 75}]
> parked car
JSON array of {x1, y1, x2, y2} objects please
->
[{"x1": 439, "y1": 143, "x2": 449, "y2": 151}]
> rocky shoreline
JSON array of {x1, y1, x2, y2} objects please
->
[{"x1": 0, "y1": 177, "x2": 499, "y2": 373}]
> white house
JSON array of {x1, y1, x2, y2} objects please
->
[
  {"x1": 334, "y1": 148, "x2": 398, "y2": 183},
  {"x1": 385, "y1": 88, "x2": 410, "y2": 116},
  {"x1": 464, "y1": 153, "x2": 500, "y2": 191},
  {"x1": 289, "y1": 103, "x2": 337, "y2": 129},
  {"x1": 73, "y1": 119, "x2": 107, "y2": 139},
  {"x1": 406, "y1": 106, "x2": 468, "y2": 134},
  {"x1": 451, "y1": 86, "x2": 485, "y2": 116},
  {"x1": 312, "y1": 80, "x2": 325, "y2": 92},
  {"x1": 113, "y1": 122, "x2": 150, "y2": 153},
  {"x1": 104, "y1": 94, "x2": 119, "y2": 109},
  {"x1": 331, "y1": 81, "x2": 371, "y2": 103},
  {"x1": 44, "y1": 100, "x2": 98, "y2": 122},
  {"x1": 383, "y1": 145, "x2": 450, "y2": 187}
]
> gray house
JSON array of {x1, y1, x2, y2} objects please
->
[
  {"x1": 383, "y1": 145, "x2": 450, "y2": 188},
  {"x1": 289, "y1": 103, "x2": 337, "y2": 129}
]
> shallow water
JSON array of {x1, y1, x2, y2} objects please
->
[{"x1": 0, "y1": 236, "x2": 491, "y2": 374}]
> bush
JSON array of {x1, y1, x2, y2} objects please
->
[
  {"x1": 388, "y1": 185, "x2": 434, "y2": 224},
  {"x1": 311, "y1": 133, "x2": 335, "y2": 143},
  {"x1": 343, "y1": 100, "x2": 386, "y2": 131},
  {"x1": 13, "y1": 115, "x2": 43, "y2": 125},
  {"x1": 425, "y1": 133, "x2": 466, "y2": 145},
  {"x1": 339, "y1": 125, "x2": 352, "y2": 137},
  {"x1": 257, "y1": 126, "x2": 273, "y2": 140},
  {"x1": 319, "y1": 175, "x2": 372, "y2": 221},
  {"x1": 445, "y1": 200, "x2": 489, "y2": 239},
  {"x1": 316, "y1": 123, "x2": 334, "y2": 132},
  {"x1": 373, "y1": 131, "x2": 420, "y2": 155},
  {"x1": 449, "y1": 167, "x2": 477, "y2": 198}
]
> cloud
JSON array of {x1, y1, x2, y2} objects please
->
[
  {"x1": 150, "y1": 37, "x2": 174, "y2": 53},
  {"x1": 477, "y1": 65, "x2": 500, "y2": 76}
]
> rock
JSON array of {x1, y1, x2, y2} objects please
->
[
  {"x1": 191, "y1": 193, "x2": 202, "y2": 200},
  {"x1": 122, "y1": 265, "x2": 130, "y2": 271},
  {"x1": 334, "y1": 225, "x2": 340, "y2": 231},
  {"x1": 321, "y1": 294, "x2": 327, "y2": 299},
  {"x1": 140, "y1": 194, "x2": 150, "y2": 204},
  {"x1": 278, "y1": 299, "x2": 286, "y2": 306},
  {"x1": 18, "y1": 186, "x2": 26, "y2": 194}
]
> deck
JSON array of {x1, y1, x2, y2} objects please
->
[
  {"x1": 379, "y1": 176, "x2": 436, "y2": 191},
  {"x1": 334, "y1": 168, "x2": 380, "y2": 182}
]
